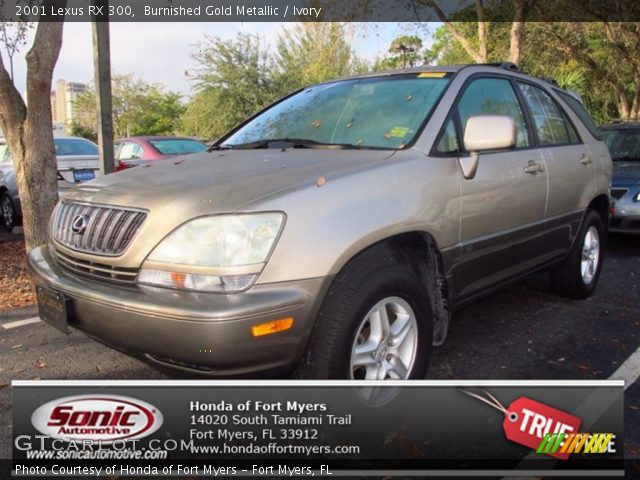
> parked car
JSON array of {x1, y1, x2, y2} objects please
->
[
  {"x1": 114, "y1": 136, "x2": 207, "y2": 171},
  {"x1": 601, "y1": 123, "x2": 640, "y2": 234},
  {"x1": 0, "y1": 136, "x2": 100, "y2": 231},
  {"x1": 29, "y1": 64, "x2": 612, "y2": 379}
]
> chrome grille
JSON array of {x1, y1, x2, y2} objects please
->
[
  {"x1": 52, "y1": 248, "x2": 139, "y2": 285},
  {"x1": 52, "y1": 201, "x2": 146, "y2": 256},
  {"x1": 610, "y1": 188, "x2": 628, "y2": 200}
]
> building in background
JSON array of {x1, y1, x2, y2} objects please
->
[{"x1": 51, "y1": 79, "x2": 87, "y2": 132}]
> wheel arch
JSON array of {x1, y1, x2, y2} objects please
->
[
  {"x1": 320, "y1": 230, "x2": 452, "y2": 347},
  {"x1": 587, "y1": 194, "x2": 610, "y2": 234}
]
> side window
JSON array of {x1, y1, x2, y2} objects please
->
[
  {"x1": 118, "y1": 142, "x2": 139, "y2": 160},
  {"x1": 436, "y1": 118, "x2": 460, "y2": 154},
  {"x1": 517, "y1": 82, "x2": 578, "y2": 146},
  {"x1": 457, "y1": 77, "x2": 529, "y2": 148},
  {"x1": 556, "y1": 90, "x2": 602, "y2": 140}
]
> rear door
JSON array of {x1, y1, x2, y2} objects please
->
[
  {"x1": 444, "y1": 75, "x2": 548, "y2": 299},
  {"x1": 516, "y1": 82, "x2": 592, "y2": 256}
]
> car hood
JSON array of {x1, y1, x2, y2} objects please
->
[
  {"x1": 65, "y1": 149, "x2": 396, "y2": 213},
  {"x1": 612, "y1": 161, "x2": 640, "y2": 186}
]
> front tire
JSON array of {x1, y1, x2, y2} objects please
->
[
  {"x1": 296, "y1": 250, "x2": 433, "y2": 379},
  {"x1": 549, "y1": 209, "x2": 604, "y2": 299}
]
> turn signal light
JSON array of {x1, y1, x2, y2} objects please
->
[{"x1": 251, "y1": 317, "x2": 294, "y2": 337}]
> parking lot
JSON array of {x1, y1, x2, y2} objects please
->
[{"x1": 0, "y1": 230, "x2": 639, "y2": 463}]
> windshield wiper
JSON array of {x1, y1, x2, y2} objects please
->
[
  {"x1": 207, "y1": 144, "x2": 234, "y2": 152},
  {"x1": 216, "y1": 138, "x2": 365, "y2": 150},
  {"x1": 612, "y1": 156, "x2": 640, "y2": 162}
]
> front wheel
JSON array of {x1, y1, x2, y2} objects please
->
[
  {"x1": 296, "y1": 252, "x2": 433, "y2": 379},
  {"x1": 549, "y1": 210, "x2": 604, "y2": 299}
]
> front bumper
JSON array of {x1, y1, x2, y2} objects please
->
[
  {"x1": 610, "y1": 188, "x2": 640, "y2": 234},
  {"x1": 28, "y1": 245, "x2": 329, "y2": 376},
  {"x1": 610, "y1": 215, "x2": 640, "y2": 234}
]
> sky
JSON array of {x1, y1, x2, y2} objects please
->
[{"x1": 7, "y1": 22, "x2": 437, "y2": 98}]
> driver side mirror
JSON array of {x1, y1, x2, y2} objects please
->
[{"x1": 459, "y1": 115, "x2": 516, "y2": 179}]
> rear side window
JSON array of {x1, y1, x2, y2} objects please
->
[
  {"x1": 117, "y1": 142, "x2": 142, "y2": 160},
  {"x1": 517, "y1": 82, "x2": 579, "y2": 146},
  {"x1": 54, "y1": 139, "x2": 99, "y2": 156},
  {"x1": 457, "y1": 77, "x2": 529, "y2": 148},
  {"x1": 555, "y1": 90, "x2": 602, "y2": 140},
  {"x1": 149, "y1": 139, "x2": 206, "y2": 155}
]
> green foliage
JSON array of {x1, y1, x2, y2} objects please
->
[
  {"x1": 375, "y1": 35, "x2": 425, "y2": 70},
  {"x1": 73, "y1": 74, "x2": 185, "y2": 139},
  {"x1": 68, "y1": 121, "x2": 97, "y2": 142},
  {"x1": 425, "y1": 21, "x2": 640, "y2": 124},
  {"x1": 275, "y1": 23, "x2": 360, "y2": 90},
  {"x1": 181, "y1": 25, "x2": 366, "y2": 141}
]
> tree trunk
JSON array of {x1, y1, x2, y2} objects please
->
[
  {"x1": 0, "y1": 20, "x2": 64, "y2": 252},
  {"x1": 508, "y1": 0, "x2": 528, "y2": 67},
  {"x1": 614, "y1": 86, "x2": 631, "y2": 121},
  {"x1": 630, "y1": 75, "x2": 640, "y2": 121},
  {"x1": 475, "y1": 0, "x2": 488, "y2": 62}
]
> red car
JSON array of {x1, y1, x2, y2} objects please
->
[{"x1": 114, "y1": 136, "x2": 207, "y2": 171}]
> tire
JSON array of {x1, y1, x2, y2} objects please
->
[
  {"x1": 0, "y1": 192, "x2": 18, "y2": 232},
  {"x1": 549, "y1": 209, "x2": 604, "y2": 299},
  {"x1": 296, "y1": 248, "x2": 433, "y2": 379}
]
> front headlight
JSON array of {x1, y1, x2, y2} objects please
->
[{"x1": 137, "y1": 213, "x2": 285, "y2": 293}]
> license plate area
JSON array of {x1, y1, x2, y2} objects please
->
[
  {"x1": 36, "y1": 286, "x2": 72, "y2": 333},
  {"x1": 73, "y1": 169, "x2": 96, "y2": 183}
]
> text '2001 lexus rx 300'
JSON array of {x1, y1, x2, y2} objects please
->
[{"x1": 29, "y1": 64, "x2": 612, "y2": 379}]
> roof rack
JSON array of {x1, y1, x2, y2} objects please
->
[
  {"x1": 479, "y1": 62, "x2": 521, "y2": 72},
  {"x1": 540, "y1": 76, "x2": 559, "y2": 86}
]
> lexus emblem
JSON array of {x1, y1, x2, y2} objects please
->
[{"x1": 71, "y1": 214, "x2": 90, "y2": 235}]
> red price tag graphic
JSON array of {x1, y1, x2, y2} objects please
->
[{"x1": 464, "y1": 390, "x2": 582, "y2": 460}]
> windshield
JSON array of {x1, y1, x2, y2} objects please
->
[
  {"x1": 601, "y1": 128, "x2": 640, "y2": 161},
  {"x1": 221, "y1": 73, "x2": 452, "y2": 150},
  {"x1": 150, "y1": 139, "x2": 207, "y2": 155},
  {"x1": 54, "y1": 138, "x2": 99, "y2": 156}
]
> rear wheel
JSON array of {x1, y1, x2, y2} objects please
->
[
  {"x1": 296, "y1": 249, "x2": 433, "y2": 379},
  {"x1": 1, "y1": 192, "x2": 18, "y2": 232},
  {"x1": 549, "y1": 210, "x2": 604, "y2": 299}
]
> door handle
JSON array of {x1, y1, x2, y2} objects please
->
[
  {"x1": 524, "y1": 160, "x2": 545, "y2": 174},
  {"x1": 580, "y1": 154, "x2": 592, "y2": 165}
]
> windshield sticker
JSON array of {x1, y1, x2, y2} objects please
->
[
  {"x1": 390, "y1": 126, "x2": 410, "y2": 138},
  {"x1": 418, "y1": 72, "x2": 447, "y2": 78}
]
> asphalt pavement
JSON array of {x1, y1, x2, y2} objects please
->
[{"x1": 0, "y1": 231, "x2": 638, "y2": 468}]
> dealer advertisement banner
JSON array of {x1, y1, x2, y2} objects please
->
[{"x1": 10, "y1": 380, "x2": 623, "y2": 477}]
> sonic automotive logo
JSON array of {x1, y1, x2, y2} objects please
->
[{"x1": 31, "y1": 395, "x2": 163, "y2": 443}]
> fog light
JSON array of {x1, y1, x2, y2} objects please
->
[{"x1": 251, "y1": 317, "x2": 294, "y2": 337}]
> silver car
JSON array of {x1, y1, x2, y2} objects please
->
[
  {"x1": 0, "y1": 136, "x2": 101, "y2": 231},
  {"x1": 28, "y1": 64, "x2": 612, "y2": 379},
  {"x1": 601, "y1": 123, "x2": 640, "y2": 234}
]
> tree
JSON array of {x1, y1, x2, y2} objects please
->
[
  {"x1": 182, "y1": 26, "x2": 367, "y2": 140},
  {"x1": 0, "y1": 21, "x2": 33, "y2": 81},
  {"x1": 183, "y1": 33, "x2": 281, "y2": 141},
  {"x1": 538, "y1": 23, "x2": 640, "y2": 122},
  {"x1": 0, "y1": 19, "x2": 64, "y2": 250},
  {"x1": 73, "y1": 74, "x2": 185, "y2": 139},
  {"x1": 422, "y1": 0, "x2": 535, "y2": 66},
  {"x1": 275, "y1": 23, "x2": 364, "y2": 91},
  {"x1": 375, "y1": 35, "x2": 424, "y2": 70}
]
